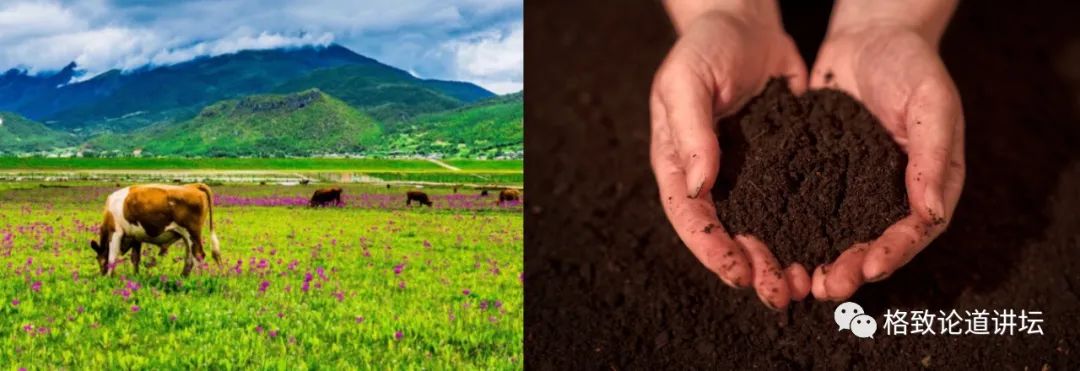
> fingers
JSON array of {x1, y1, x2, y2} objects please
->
[
  {"x1": 811, "y1": 265, "x2": 827, "y2": 299},
  {"x1": 736, "y1": 235, "x2": 789, "y2": 310},
  {"x1": 651, "y1": 97, "x2": 753, "y2": 288},
  {"x1": 860, "y1": 214, "x2": 939, "y2": 282},
  {"x1": 820, "y1": 243, "x2": 870, "y2": 301},
  {"x1": 903, "y1": 78, "x2": 961, "y2": 225},
  {"x1": 653, "y1": 59, "x2": 721, "y2": 198},
  {"x1": 785, "y1": 263, "x2": 811, "y2": 301}
]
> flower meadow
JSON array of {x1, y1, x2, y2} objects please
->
[{"x1": 0, "y1": 182, "x2": 523, "y2": 369}]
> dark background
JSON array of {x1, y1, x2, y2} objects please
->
[{"x1": 525, "y1": 0, "x2": 1080, "y2": 369}]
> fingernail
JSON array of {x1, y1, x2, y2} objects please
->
[
  {"x1": 868, "y1": 271, "x2": 890, "y2": 282},
  {"x1": 718, "y1": 275, "x2": 735, "y2": 288},
  {"x1": 762, "y1": 299, "x2": 778, "y2": 311},
  {"x1": 687, "y1": 178, "x2": 703, "y2": 199},
  {"x1": 924, "y1": 187, "x2": 946, "y2": 224}
]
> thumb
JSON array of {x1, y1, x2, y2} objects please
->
[
  {"x1": 653, "y1": 59, "x2": 720, "y2": 198},
  {"x1": 904, "y1": 79, "x2": 960, "y2": 224}
]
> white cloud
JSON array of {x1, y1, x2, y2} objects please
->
[
  {"x1": 439, "y1": 22, "x2": 523, "y2": 94},
  {"x1": 149, "y1": 32, "x2": 334, "y2": 66},
  {"x1": 0, "y1": 0, "x2": 522, "y2": 94}
]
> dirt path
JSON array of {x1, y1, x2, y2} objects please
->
[{"x1": 426, "y1": 158, "x2": 462, "y2": 171}]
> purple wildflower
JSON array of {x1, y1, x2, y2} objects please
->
[
  {"x1": 394, "y1": 330, "x2": 403, "y2": 340},
  {"x1": 269, "y1": 330, "x2": 278, "y2": 338},
  {"x1": 393, "y1": 263, "x2": 405, "y2": 275},
  {"x1": 398, "y1": 281, "x2": 406, "y2": 289},
  {"x1": 30, "y1": 281, "x2": 41, "y2": 292},
  {"x1": 131, "y1": 305, "x2": 140, "y2": 312},
  {"x1": 355, "y1": 316, "x2": 364, "y2": 324},
  {"x1": 11, "y1": 298, "x2": 19, "y2": 307},
  {"x1": 255, "y1": 325, "x2": 264, "y2": 333},
  {"x1": 462, "y1": 289, "x2": 471, "y2": 296},
  {"x1": 259, "y1": 280, "x2": 270, "y2": 293}
]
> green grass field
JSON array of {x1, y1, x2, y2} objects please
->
[
  {"x1": 0, "y1": 183, "x2": 522, "y2": 368},
  {"x1": 0, "y1": 158, "x2": 520, "y2": 172}
]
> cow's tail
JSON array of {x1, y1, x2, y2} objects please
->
[{"x1": 193, "y1": 183, "x2": 221, "y2": 265}]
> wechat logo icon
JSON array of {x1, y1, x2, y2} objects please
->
[{"x1": 835, "y1": 302, "x2": 877, "y2": 339}]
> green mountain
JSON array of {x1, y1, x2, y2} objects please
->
[
  {"x1": 271, "y1": 64, "x2": 464, "y2": 123},
  {"x1": 0, "y1": 112, "x2": 78, "y2": 154},
  {"x1": 379, "y1": 92, "x2": 523, "y2": 158},
  {"x1": 87, "y1": 89, "x2": 381, "y2": 157},
  {"x1": 1, "y1": 44, "x2": 493, "y2": 133}
]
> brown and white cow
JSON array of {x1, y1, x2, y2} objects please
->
[{"x1": 90, "y1": 183, "x2": 221, "y2": 276}]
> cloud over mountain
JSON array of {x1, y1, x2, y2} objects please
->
[{"x1": 0, "y1": 0, "x2": 521, "y2": 93}]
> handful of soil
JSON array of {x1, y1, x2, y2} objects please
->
[{"x1": 713, "y1": 78, "x2": 910, "y2": 267}]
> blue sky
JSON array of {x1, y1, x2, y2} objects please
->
[{"x1": 0, "y1": 0, "x2": 522, "y2": 93}]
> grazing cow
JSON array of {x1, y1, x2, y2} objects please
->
[
  {"x1": 406, "y1": 191, "x2": 433, "y2": 207},
  {"x1": 300, "y1": 179, "x2": 311, "y2": 185},
  {"x1": 310, "y1": 187, "x2": 344, "y2": 207},
  {"x1": 498, "y1": 189, "x2": 521, "y2": 204},
  {"x1": 90, "y1": 183, "x2": 221, "y2": 277},
  {"x1": 480, "y1": 189, "x2": 489, "y2": 197}
]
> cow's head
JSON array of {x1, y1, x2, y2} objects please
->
[
  {"x1": 90, "y1": 211, "x2": 115, "y2": 275},
  {"x1": 90, "y1": 240, "x2": 107, "y2": 274}
]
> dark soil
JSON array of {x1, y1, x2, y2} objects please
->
[
  {"x1": 525, "y1": 0, "x2": 1080, "y2": 369},
  {"x1": 714, "y1": 78, "x2": 909, "y2": 266}
]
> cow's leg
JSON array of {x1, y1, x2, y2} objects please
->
[
  {"x1": 131, "y1": 243, "x2": 142, "y2": 275},
  {"x1": 106, "y1": 231, "x2": 122, "y2": 276},
  {"x1": 175, "y1": 228, "x2": 196, "y2": 277},
  {"x1": 188, "y1": 229, "x2": 206, "y2": 263}
]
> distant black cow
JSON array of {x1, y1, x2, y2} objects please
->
[
  {"x1": 386, "y1": 184, "x2": 391, "y2": 189},
  {"x1": 498, "y1": 189, "x2": 521, "y2": 204},
  {"x1": 300, "y1": 179, "x2": 311, "y2": 186},
  {"x1": 480, "y1": 189, "x2": 489, "y2": 197},
  {"x1": 406, "y1": 190, "x2": 433, "y2": 207},
  {"x1": 310, "y1": 187, "x2": 343, "y2": 207}
]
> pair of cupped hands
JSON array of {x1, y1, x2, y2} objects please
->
[{"x1": 651, "y1": 8, "x2": 965, "y2": 309}]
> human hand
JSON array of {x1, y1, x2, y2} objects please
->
[
  {"x1": 808, "y1": 6, "x2": 965, "y2": 301},
  {"x1": 650, "y1": 0, "x2": 810, "y2": 310}
]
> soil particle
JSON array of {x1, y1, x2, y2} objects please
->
[{"x1": 713, "y1": 78, "x2": 909, "y2": 267}]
